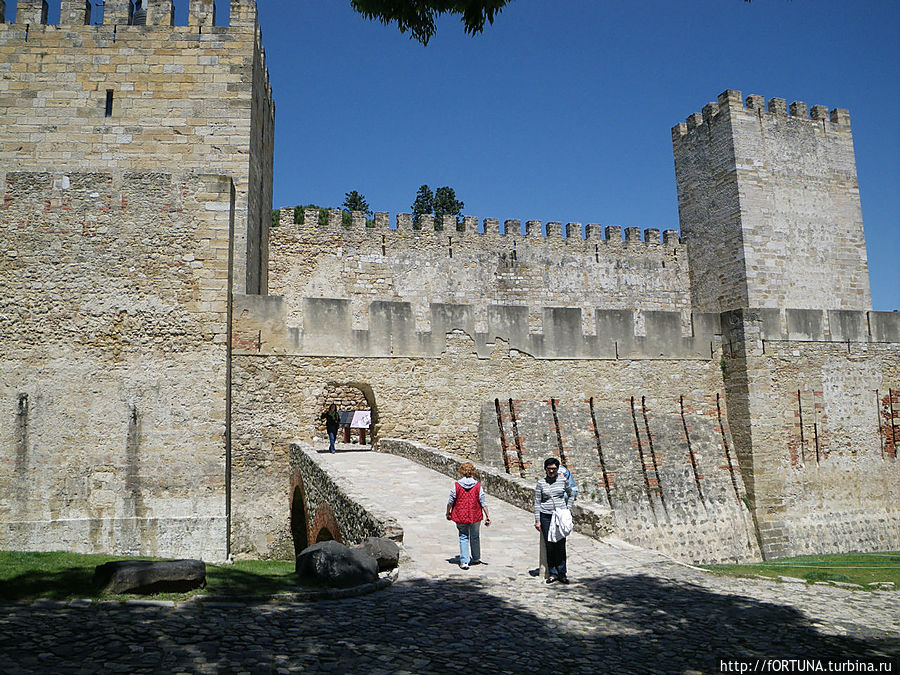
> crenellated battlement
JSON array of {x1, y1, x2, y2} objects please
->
[
  {"x1": 673, "y1": 88, "x2": 869, "y2": 315},
  {"x1": 3, "y1": 0, "x2": 258, "y2": 27},
  {"x1": 278, "y1": 206, "x2": 681, "y2": 247},
  {"x1": 673, "y1": 88, "x2": 851, "y2": 141},
  {"x1": 270, "y1": 204, "x2": 692, "y2": 337},
  {"x1": 0, "y1": 0, "x2": 269, "y2": 95}
]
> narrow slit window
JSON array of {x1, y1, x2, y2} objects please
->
[{"x1": 105, "y1": 90, "x2": 114, "y2": 117}]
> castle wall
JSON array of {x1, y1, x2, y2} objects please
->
[
  {"x1": 269, "y1": 212, "x2": 690, "y2": 335},
  {"x1": 479, "y1": 395, "x2": 759, "y2": 564},
  {"x1": 0, "y1": 171, "x2": 235, "y2": 560},
  {"x1": 234, "y1": 296, "x2": 719, "y2": 361},
  {"x1": 0, "y1": 0, "x2": 273, "y2": 295},
  {"x1": 674, "y1": 90, "x2": 871, "y2": 313},
  {"x1": 229, "y1": 293, "x2": 752, "y2": 562},
  {"x1": 721, "y1": 309, "x2": 900, "y2": 559},
  {"x1": 231, "y1": 296, "x2": 900, "y2": 561}
]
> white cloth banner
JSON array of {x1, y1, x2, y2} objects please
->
[{"x1": 350, "y1": 410, "x2": 371, "y2": 429}]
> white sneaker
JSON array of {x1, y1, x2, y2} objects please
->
[{"x1": 460, "y1": 563, "x2": 469, "y2": 570}]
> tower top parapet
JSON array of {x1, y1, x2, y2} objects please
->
[
  {"x1": 4, "y1": 0, "x2": 258, "y2": 27},
  {"x1": 672, "y1": 89, "x2": 851, "y2": 141},
  {"x1": 672, "y1": 89, "x2": 870, "y2": 313}
]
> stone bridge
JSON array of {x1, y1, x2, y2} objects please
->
[{"x1": 289, "y1": 442, "x2": 650, "y2": 580}]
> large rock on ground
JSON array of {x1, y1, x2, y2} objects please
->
[
  {"x1": 355, "y1": 537, "x2": 400, "y2": 572},
  {"x1": 93, "y1": 559, "x2": 206, "y2": 594},
  {"x1": 296, "y1": 540, "x2": 378, "y2": 588}
]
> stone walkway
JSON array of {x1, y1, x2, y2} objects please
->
[
  {"x1": 1, "y1": 447, "x2": 897, "y2": 674},
  {"x1": 313, "y1": 446, "x2": 671, "y2": 581}
]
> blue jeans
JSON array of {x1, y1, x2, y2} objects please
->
[
  {"x1": 456, "y1": 522, "x2": 481, "y2": 565},
  {"x1": 327, "y1": 430, "x2": 337, "y2": 453},
  {"x1": 539, "y1": 512, "x2": 567, "y2": 578}
]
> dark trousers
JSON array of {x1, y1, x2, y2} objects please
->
[{"x1": 539, "y1": 511, "x2": 567, "y2": 579}]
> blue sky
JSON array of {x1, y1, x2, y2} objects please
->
[
  {"x1": 10, "y1": 1, "x2": 899, "y2": 309},
  {"x1": 259, "y1": 0, "x2": 899, "y2": 309}
]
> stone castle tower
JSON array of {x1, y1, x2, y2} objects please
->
[
  {"x1": 0, "y1": 0, "x2": 273, "y2": 295},
  {"x1": 0, "y1": 0, "x2": 273, "y2": 560},
  {"x1": 1, "y1": 2, "x2": 896, "y2": 563},
  {"x1": 673, "y1": 89, "x2": 871, "y2": 313}
]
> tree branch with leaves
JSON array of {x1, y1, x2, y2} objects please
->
[{"x1": 350, "y1": 0, "x2": 512, "y2": 45}]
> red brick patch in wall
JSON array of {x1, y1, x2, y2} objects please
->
[
  {"x1": 311, "y1": 502, "x2": 343, "y2": 545},
  {"x1": 880, "y1": 389, "x2": 899, "y2": 460}
]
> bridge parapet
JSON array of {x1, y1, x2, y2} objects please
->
[
  {"x1": 375, "y1": 438, "x2": 615, "y2": 540},
  {"x1": 289, "y1": 444, "x2": 403, "y2": 551}
]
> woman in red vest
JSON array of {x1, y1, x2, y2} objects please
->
[{"x1": 445, "y1": 462, "x2": 491, "y2": 569}]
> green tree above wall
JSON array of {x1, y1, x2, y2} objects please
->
[
  {"x1": 411, "y1": 185, "x2": 434, "y2": 226},
  {"x1": 433, "y1": 186, "x2": 464, "y2": 227},
  {"x1": 342, "y1": 190, "x2": 371, "y2": 216},
  {"x1": 412, "y1": 184, "x2": 465, "y2": 229}
]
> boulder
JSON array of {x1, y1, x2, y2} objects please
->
[
  {"x1": 93, "y1": 559, "x2": 206, "y2": 594},
  {"x1": 296, "y1": 540, "x2": 378, "y2": 588},
  {"x1": 355, "y1": 537, "x2": 400, "y2": 572}
]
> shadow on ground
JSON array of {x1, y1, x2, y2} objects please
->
[
  {"x1": 0, "y1": 565, "x2": 102, "y2": 601},
  {"x1": 0, "y1": 563, "x2": 318, "y2": 601},
  {"x1": 1, "y1": 573, "x2": 897, "y2": 674}
]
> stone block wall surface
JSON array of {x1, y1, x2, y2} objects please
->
[
  {"x1": 0, "y1": 171, "x2": 236, "y2": 560},
  {"x1": 674, "y1": 90, "x2": 871, "y2": 313},
  {"x1": 0, "y1": 7, "x2": 273, "y2": 295},
  {"x1": 721, "y1": 310, "x2": 900, "y2": 559},
  {"x1": 268, "y1": 213, "x2": 690, "y2": 336},
  {"x1": 246, "y1": 23, "x2": 274, "y2": 294}
]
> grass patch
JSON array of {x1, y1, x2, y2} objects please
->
[
  {"x1": 702, "y1": 552, "x2": 900, "y2": 588},
  {"x1": 0, "y1": 551, "x2": 301, "y2": 603}
]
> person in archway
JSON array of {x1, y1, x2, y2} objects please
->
[
  {"x1": 445, "y1": 462, "x2": 491, "y2": 570},
  {"x1": 534, "y1": 457, "x2": 575, "y2": 584},
  {"x1": 321, "y1": 403, "x2": 340, "y2": 453}
]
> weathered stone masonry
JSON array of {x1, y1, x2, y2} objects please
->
[
  {"x1": 0, "y1": 0, "x2": 272, "y2": 560},
  {"x1": 673, "y1": 90, "x2": 870, "y2": 313},
  {"x1": 1, "y1": 171, "x2": 235, "y2": 560},
  {"x1": 0, "y1": 1, "x2": 896, "y2": 565},
  {"x1": 0, "y1": 0, "x2": 273, "y2": 295}
]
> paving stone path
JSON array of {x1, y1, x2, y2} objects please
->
[{"x1": 1, "y1": 448, "x2": 897, "y2": 674}]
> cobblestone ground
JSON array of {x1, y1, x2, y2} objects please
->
[{"x1": 1, "y1": 449, "x2": 897, "y2": 674}]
